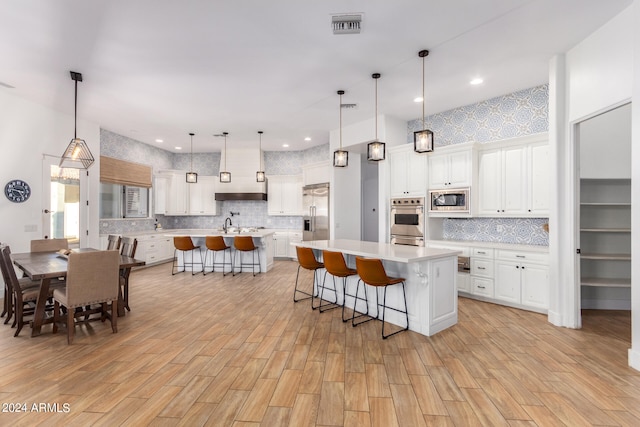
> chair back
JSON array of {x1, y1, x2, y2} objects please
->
[
  {"x1": 120, "y1": 237, "x2": 138, "y2": 258},
  {"x1": 234, "y1": 236, "x2": 256, "y2": 251},
  {"x1": 296, "y1": 246, "x2": 323, "y2": 270},
  {"x1": 65, "y1": 250, "x2": 119, "y2": 308},
  {"x1": 323, "y1": 250, "x2": 353, "y2": 276},
  {"x1": 106, "y1": 235, "x2": 122, "y2": 251},
  {"x1": 0, "y1": 246, "x2": 25, "y2": 294},
  {"x1": 355, "y1": 257, "x2": 391, "y2": 286},
  {"x1": 174, "y1": 236, "x2": 196, "y2": 251},
  {"x1": 206, "y1": 236, "x2": 229, "y2": 251},
  {"x1": 31, "y1": 238, "x2": 69, "y2": 253}
]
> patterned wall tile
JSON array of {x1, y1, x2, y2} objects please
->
[{"x1": 442, "y1": 217, "x2": 549, "y2": 246}]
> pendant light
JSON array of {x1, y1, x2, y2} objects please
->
[
  {"x1": 59, "y1": 71, "x2": 95, "y2": 169},
  {"x1": 219, "y1": 132, "x2": 231, "y2": 183},
  {"x1": 333, "y1": 90, "x2": 348, "y2": 167},
  {"x1": 186, "y1": 133, "x2": 197, "y2": 183},
  {"x1": 414, "y1": 49, "x2": 434, "y2": 153},
  {"x1": 256, "y1": 131, "x2": 266, "y2": 182},
  {"x1": 367, "y1": 73, "x2": 385, "y2": 161}
]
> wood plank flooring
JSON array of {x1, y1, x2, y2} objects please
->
[{"x1": 1, "y1": 260, "x2": 638, "y2": 426}]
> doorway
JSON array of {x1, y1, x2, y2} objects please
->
[
  {"x1": 361, "y1": 158, "x2": 379, "y2": 242},
  {"x1": 41, "y1": 156, "x2": 81, "y2": 246}
]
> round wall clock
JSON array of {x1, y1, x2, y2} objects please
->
[{"x1": 4, "y1": 179, "x2": 31, "y2": 203}]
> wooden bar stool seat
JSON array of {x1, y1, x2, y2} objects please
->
[
  {"x1": 294, "y1": 246, "x2": 324, "y2": 309},
  {"x1": 204, "y1": 236, "x2": 232, "y2": 275},
  {"x1": 353, "y1": 257, "x2": 409, "y2": 339},
  {"x1": 172, "y1": 236, "x2": 203, "y2": 275},
  {"x1": 232, "y1": 236, "x2": 260, "y2": 276},
  {"x1": 322, "y1": 250, "x2": 358, "y2": 319}
]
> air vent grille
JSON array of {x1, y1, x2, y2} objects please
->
[
  {"x1": 332, "y1": 14, "x2": 362, "y2": 35},
  {"x1": 341, "y1": 103, "x2": 357, "y2": 109}
]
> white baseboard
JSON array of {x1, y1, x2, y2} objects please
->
[{"x1": 629, "y1": 348, "x2": 640, "y2": 372}]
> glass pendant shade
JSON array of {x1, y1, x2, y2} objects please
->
[
  {"x1": 414, "y1": 129, "x2": 434, "y2": 153},
  {"x1": 219, "y1": 171, "x2": 231, "y2": 183},
  {"x1": 333, "y1": 149, "x2": 348, "y2": 167},
  {"x1": 60, "y1": 71, "x2": 95, "y2": 169},
  {"x1": 367, "y1": 141, "x2": 386, "y2": 161},
  {"x1": 333, "y1": 89, "x2": 349, "y2": 167}
]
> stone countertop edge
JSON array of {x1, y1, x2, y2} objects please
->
[{"x1": 426, "y1": 239, "x2": 549, "y2": 253}]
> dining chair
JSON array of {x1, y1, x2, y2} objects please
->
[
  {"x1": 354, "y1": 257, "x2": 409, "y2": 339},
  {"x1": 30, "y1": 238, "x2": 69, "y2": 253},
  {"x1": 52, "y1": 250, "x2": 120, "y2": 344},
  {"x1": 106, "y1": 234, "x2": 122, "y2": 251},
  {"x1": 0, "y1": 245, "x2": 63, "y2": 336},
  {"x1": 119, "y1": 237, "x2": 137, "y2": 312}
]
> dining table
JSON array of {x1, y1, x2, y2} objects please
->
[{"x1": 12, "y1": 248, "x2": 145, "y2": 337}]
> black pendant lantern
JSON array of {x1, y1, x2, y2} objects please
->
[
  {"x1": 367, "y1": 73, "x2": 385, "y2": 161},
  {"x1": 256, "y1": 131, "x2": 266, "y2": 182},
  {"x1": 219, "y1": 132, "x2": 231, "y2": 183},
  {"x1": 186, "y1": 133, "x2": 198, "y2": 183},
  {"x1": 414, "y1": 49, "x2": 434, "y2": 153},
  {"x1": 333, "y1": 90, "x2": 348, "y2": 167},
  {"x1": 59, "y1": 71, "x2": 95, "y2": 169}
]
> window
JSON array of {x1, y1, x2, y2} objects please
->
[{"x1": 100, "y1": 183, "x2": 149, "y2": 219}]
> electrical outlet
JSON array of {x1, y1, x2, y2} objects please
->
[{"x1": 496, "y1": 225, "x2": 504, "y2": 232}]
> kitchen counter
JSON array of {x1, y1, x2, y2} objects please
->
[
  {"x1": 427, "y1": 239, "x2": 548, "y2": 253},
  {"x1": 294, "y1": 239, "x2": 460, "y2": 337}
]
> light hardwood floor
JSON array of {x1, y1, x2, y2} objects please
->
[{"x1": 1, "y1": 260, "x2": 638, "y2": 426}]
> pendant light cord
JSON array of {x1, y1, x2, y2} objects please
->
[
  {"x1": 374, "y1": 77, "x2": 378, "y2": 141},
  {"x1": 422, "y1": 55, "x2": 425, "y2": 130},
  {"x1": 74, "y1": 79, "x2": 78, "y2": 140},
  {"x1": 258, "y1": 131, "x2": 263, "y2": 170},
  {"x1": 339, "y1": 92, "x2": 343, "y2": 149},
  {"x1": 190, "y1": 133, "x2": 194, "y2": 170}
]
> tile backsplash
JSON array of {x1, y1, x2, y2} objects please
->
[{"x1": 442, "y1": 217, "x2": 549, "y2": 246}]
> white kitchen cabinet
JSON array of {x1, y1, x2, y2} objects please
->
[
  {"x1": 268, "y1": 175, "x2": 302, "y2": 215},
  {"x1": 470, "y1": 247, "x2": 494, "y2": 297},
  {"x1": 133, "y1": 233, "x2": 174, "y2": 266},
  {"x1": 302, "y1": 161, "x2": 330, "y2": 186},
  {"x1": 155, "y1": 171, "x2": 189, "y2": 216},
  {"x1": 273, "y1": 232, "x2": 289, "y2": 258},
  {"x1": 428, "y1": 144, "x2": 472, "y2": 189},
  {"x1": 389, "y1": 144, "x2": 428, "y2": 197},
  {"x1": 427, "y1": 242, "x2": 469, "y2": 293},
  {"x1": 288, "y1": 231, "x2": 302, "y2": 259},
  {"x1": 153, "y1": 174, "x2": 170, "y2": 215},
  {"x1": 494, "y1": 250, "x2": 549, "y2": 310},
  {"x1": 189, "y1": 176, "x2": 220, "y2": 215},
  {"x1": 477, "y1": 135, "x2": 549, "y2": 217}
]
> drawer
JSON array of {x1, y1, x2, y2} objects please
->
[
  {"x1": 472, "y1": 248, "x2": 494, "y2": 258},
  {"x1": 496, "y1": 250, "x2": 548, "y2": 264},
  {"x1": 471, "y1": 277, "x2": 494, "y2": 297},
  {"x1": 471, "y1": 258, "x2": 494, "y2": 277}
]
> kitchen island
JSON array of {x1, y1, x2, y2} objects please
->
[
  {"x1": 165, "y1": 229, "x2": 275, "y2": 273},
  {"x1": 295, "y1": 239, "x2": 461, "y2": 337}
]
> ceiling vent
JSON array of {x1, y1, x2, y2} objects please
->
[{"x1": 332, "y1": 14, "x2": 362, "y2": 35}]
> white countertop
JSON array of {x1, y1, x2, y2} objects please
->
[
  {"x1": 161, "y1": 229, "x2": 275, "y2": 238},
  {"x1": 295, "y1": 239, "x2": 460, "y2": 263},
  {"x1": 427, "y1": 239, "x2": 549, "y2": 253}
]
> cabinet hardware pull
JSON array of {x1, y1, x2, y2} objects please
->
[
  {"x1": 478, "y1": 267, "x2": 486, "y2": 270},
  {"x1": 478, "y1": 251, "x2": 485, "y2": 254},
  {"x1": 478, "y1": 286, "x2": 486, "y2": 289},
  {"x1": 516, "y1": 255, "x2": 525, "y2": 258}
]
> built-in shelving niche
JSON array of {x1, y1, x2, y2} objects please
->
[{"x1": 579, "y1": 178, "x2": 631, "y2": 309}]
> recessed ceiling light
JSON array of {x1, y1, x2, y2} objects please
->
[
  {"x1": 470, "y1": 78, "x2": 483, "y2": 85},
  {"x1": 413, "y1": 97, "x2": 423, "y2": 103},
  {"x1": 283, "y1": 144, "x2": 289, "y2": 148},
  {"x1": 175, "y1": 147, "x2": 182, "y2": 150},
  {"x1": 155, "y1": 139, "x2": 163, "y2": 143},
  {"x1": 304, "y1": 137, "x2": 311, "y2": 141}
]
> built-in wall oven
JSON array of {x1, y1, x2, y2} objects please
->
[{"x1": 390, "y1": 197, "x2": 424, "y2": 247}]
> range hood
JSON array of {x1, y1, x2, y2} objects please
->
[{"x1": 215, "y1": 147, "x2": 268, "y2": 201}]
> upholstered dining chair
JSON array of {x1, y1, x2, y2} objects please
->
[
  {"x1": 30, "y1": 238, "x2": 69, "y2": 253},
  {"x1": 0, "y1": 245, "x2": 63, "y2": 336},
  {"x1": 119, "y1": 237, "x2": 137, "y2": 312},
  {"x1": 52, "y1": 250, "x2": 120, "y2": 344}
]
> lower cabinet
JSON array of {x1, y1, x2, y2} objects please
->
[
  {"x1": 273, "y1": 231, "x2": 303, "y2": 260},
  {"x1": 132, "y1": 234, "x2": 174, "y2": 266}
]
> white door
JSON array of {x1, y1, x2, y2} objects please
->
[{"x1": 41, "y1": 155, "x2": 86, "y2": 247}]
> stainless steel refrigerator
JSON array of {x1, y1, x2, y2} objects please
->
[{"x1": 302, "y1": 183, "x2": 329, "y2": 241}]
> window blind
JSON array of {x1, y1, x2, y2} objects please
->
[{"x1": 100, "y1": 156, "x2": 152, "y2": 188}]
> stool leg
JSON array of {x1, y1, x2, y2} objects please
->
[
  {"x1": 352, "y1": 280, "x2": 375, "y2": 327},
  {"x1": 381, "y1": 282, "x2": 410, "y2": 339},
  {"x1": 319, "y1": 272, "x2": 340, "y2": 313}
]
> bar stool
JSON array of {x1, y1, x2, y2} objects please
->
[
  {"x1": 353, "y1": 257, "x2": 409, "y2": 339},
  {"x1": 172, "y1": 236, "x2": 203, "y2": 275},
  {"x1": 322, "y1": 250, "x2": 358, "y2": 319},
  {"x1": 233, "y1": 236, "x2": 260, "y2": 276},
  {"x1": 294, "y1": 246, "x2": 323, "y2": 309},
  {"x1": 203, "y1": 236, "x2": 232, "y2": 276}
]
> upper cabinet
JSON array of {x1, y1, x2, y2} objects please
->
[
  {"x1": 428, "y1": 143, "x2": 474, "y2": 189},
  {"x1": 303, "y1": 161, "x2": 330, "y2": 186},
  {"x1": 154, "y1": 171, "x2": 220, "y2": 216},
  {"x1": 389, "y1": 144, "x2": 428, "y2": 197},
  {"x1": 268, "y1": 175, "x2": 303, "y2": 215},
  {"x1": 476, "y1": 134, "x2": 549, "y2": 217}
]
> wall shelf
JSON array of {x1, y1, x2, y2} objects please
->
[{"x1": 581, "y1": 277, "x2": 631, "y2": 288}]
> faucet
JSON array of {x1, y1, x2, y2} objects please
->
[{"x1": 223, "y1": 217, "x2": 232, "y2": 233}]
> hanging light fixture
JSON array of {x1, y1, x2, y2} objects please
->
[
  {"x1": 256, "y1": 131, "x2": 266, "y2": 182},
  {"x1": 414, "y1": 49, "x2": 434, "y2": 153},
  {"x1": 186, "y1": 132, "x2": 198, "y2": 183},
  {"x1": 367, "y1": 73, "x2": 385, "y2": 161},
  {"x1": 219, "y1": 132, "x2": 231, "y2": 183},
  {"x1": 59, "y1": 71, "x2": 95, "y2": 169},
  {"x1": 333, "y1": 90, "x2": 348, "y2": 167}
]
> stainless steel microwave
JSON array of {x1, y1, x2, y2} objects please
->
[{"x1": 429, "y1": 188, "x2": 470, "y2": 213}]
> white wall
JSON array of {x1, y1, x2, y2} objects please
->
[
  {"x1": 553, "y1": 3, "x2": 638, "y2": 370},
  {"x1": 0, "y1": 90, "x2": 100, "y2": 253},
  {"x1": 630, "y1": 0, "x2": 640, "y2": 372}
]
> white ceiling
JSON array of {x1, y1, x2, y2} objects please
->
[{"x1": 0, "y1": 0, "x2": 631, "y2": 153}]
